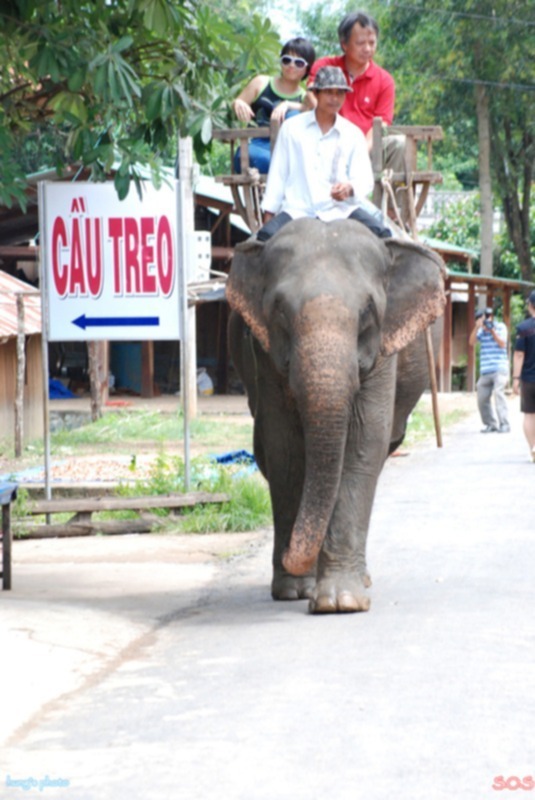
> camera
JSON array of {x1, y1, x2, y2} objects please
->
[
  {"x1": 476, "y1": 307, "x2": 494, "y2": 329},
  {"x1": 484, "y1": 309, "x2": 494, "y2": 329}
]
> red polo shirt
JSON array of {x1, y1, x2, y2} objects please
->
[{"x1": 309, "y1": 56, "x2": 395, "y2": 135}]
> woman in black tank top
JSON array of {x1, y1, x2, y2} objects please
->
[{"x1": 232, "y1": 37, "x2": 315, "y2": 174}]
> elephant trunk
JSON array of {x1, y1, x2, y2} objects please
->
[{"x1": 282, "y1": 298, "x2": 358, "y2": 576}]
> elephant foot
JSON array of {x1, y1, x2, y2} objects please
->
[
  {"x1": 309, "y1": 575, "x2": 370, "y2": 614},
  {"x1": 271, "y1": 572, "x2": 316, "y2": 601}
]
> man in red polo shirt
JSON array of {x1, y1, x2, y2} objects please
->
[{"x1": 308, "y1": 11, "x2": 405, "y2": 197}]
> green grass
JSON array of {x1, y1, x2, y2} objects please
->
[
  {"x1": 403, "y1": 406, "x2": 469, "y2": 447},
  {"x1": 10, "y1": 399, "x2": 471, "y2": 537},
  {"x1": 178, "y1": 471, "x2": 272, "y2": 534},
  {"x1": 117, "y1": 451, "x2": 272, "y2": 534},
  {"x1": 47, "y1": 410, "x2": 253, "y2": 455}
]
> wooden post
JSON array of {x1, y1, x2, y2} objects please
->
[
  {"x1": 466, "y1": 284, "x2": 476, "y2": 391},
  {"x1": 503, "y1": 288, "x2": 512, "y2": 381},
  {"x1": 426, "y1": 327, "x2": 442, "y2": 448},
  {"x1": 441, "y1": 289, "x2": 452, "y2": 392},
  {"x1": 425, "y1": 328, "x2": 442, "y2": 447},
  {"x1": 371, "y1": 117, "x2": 384, "y2": 209},
  {"x1": 141, "y1": 341, "x2": 154, "y2": 397},
  {"x1": 15, "y1": 293, "x2": 25, "y2": 457},
  {"x1": 88, "y1": 341, "x2": 108, "y2": 421}
]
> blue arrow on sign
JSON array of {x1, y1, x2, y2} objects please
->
[{"x1": 72, "y1": 314, "x2": 160, "y2": 330}]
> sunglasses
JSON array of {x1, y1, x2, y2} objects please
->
[{"x1": 281, "y1": 55, "x2": 308, "y2": 69}]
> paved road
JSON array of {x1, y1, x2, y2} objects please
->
[{"x1": 1, "y1": 395, "x2": 534, "y2": 800}]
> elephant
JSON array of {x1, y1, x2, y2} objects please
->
[{"x1": 226, "y1": 218, "x2": 446, "y2": 614}]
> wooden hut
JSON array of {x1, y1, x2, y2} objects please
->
[{"x1": 0, "y1": 271, "x2": 43, "y2": 448}]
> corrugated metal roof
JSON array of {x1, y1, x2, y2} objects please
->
[{"x1": 0, "y1": 271, "x2": 42, "y2": 339}]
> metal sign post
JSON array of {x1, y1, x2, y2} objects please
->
[
  {"x1": 37, "y1": 181, "x2": 52, "y2": 502},
  {"x1": 177, "y1": 181, "x2": 191, "y2": 491}
]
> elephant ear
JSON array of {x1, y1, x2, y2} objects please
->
[
  {"x1": 381, "y1": 239, "x2": 446, "y2": 356},
  {"x1": 225, "y1": 238, "x2": 270, "y2": 352}
]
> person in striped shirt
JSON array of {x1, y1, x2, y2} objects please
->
[{"x1": 469, "y1": 307, "x2": 510, "y2": 433}]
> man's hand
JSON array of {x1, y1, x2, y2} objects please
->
[{"x1": 331, "y1": 182, "x2": 353, "y2": 201}]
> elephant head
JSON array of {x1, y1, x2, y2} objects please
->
[{"x1": 227, "y1": 218, "x2": 445, "y2": 577}]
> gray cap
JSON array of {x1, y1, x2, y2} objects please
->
[
  {"x1": 528, "y1": 290, "x2": 535, "y2": 306},
  {"x1": 310, "y1": 66, "x2": 352, "y2": 92}
]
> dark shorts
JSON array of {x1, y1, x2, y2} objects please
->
[
  {"x1": 256, "y1": 207, "x2": 392, "y2": 242},
  {"x1": 520, "y1": 380, "x2": 535, "y2": 413}
]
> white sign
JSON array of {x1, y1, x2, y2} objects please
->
[{"x1": 41, "y1": 181, "x2": 181, "y2": 341}]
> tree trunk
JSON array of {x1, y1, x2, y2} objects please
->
[
  {"x1": 88, "y1": 341, "x2": 108, "y2": 422},
  {"x1": 493, "y1": 122, "x2": 534, "y2": 285},
  {"x1": 475, "y1": 83, "x2": 494, "y2": 283}
]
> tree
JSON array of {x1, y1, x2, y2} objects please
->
[
  {"x1": 299, "y1": 1, "x2": 534, "y2": 284},
  {"x1": 426, "y1": 191, "x2": 535, "y2": 281},
  {"x1": 373, "y1": 0, "x2": 535, "y2": 284},
  {"x1": 0, "y1": 0, "x2": 281, "y2": 207}
]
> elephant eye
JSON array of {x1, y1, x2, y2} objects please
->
[
  {"x1": 276, "y1": 307, "x2": 288, "y2": 329},
  {"x1": 269, "y1": 304, "x2": 291, "y2": 372},
  {"x1": 359, "y1": 301, "x2": 377, "y2": 334},
  {"x1": 358, "y1": 301, "x2": 380, "y2": 375}
]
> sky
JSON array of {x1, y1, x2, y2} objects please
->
[{"x1": 267, "y1": 0, "x2": 339, "y2": 40}]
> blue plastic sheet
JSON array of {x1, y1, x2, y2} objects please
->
[
  {"x1": 215, "y1": 450, "x2": 255, "y2": 466},
  {"x1": 214, "y1": 450, "x2": 257, "y2": 477},
  {"x1": 49, "y1": 378, "x2": 76, "y2": 399}
]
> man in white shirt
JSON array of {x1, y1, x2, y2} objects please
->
[{"x1": 257, "y1": 65, "x2": 392, "y2": 242}]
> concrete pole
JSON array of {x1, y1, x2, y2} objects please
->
[{"x1": 178, "y1": 137, "x2": 198, "y2": 419}]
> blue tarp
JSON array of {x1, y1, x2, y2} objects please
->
[
  {"x1": 49, "y1": 378, "x2": 76, "y2": 399},
  {"x1": 215, "y1": 450, "x2": 255, "y2": 466},
  {"x1": 214, "y1": 450, "x2": 257, "y2": 477}
]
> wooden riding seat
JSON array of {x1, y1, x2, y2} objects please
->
[
  {"x1": 211, "y1": 121, "x2": 281, "y2": 233},
  {"x1": 371, "y1": 116, "x2": 444, "y2": 234}
]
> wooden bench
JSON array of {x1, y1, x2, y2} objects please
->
[
  {"x1": 212, "y1": 122, "x2": 280, "y2": 233},
  {"x1": 24, "y1": 491, "x2": 229, "y2": 538},
  {"x1": 1, "y1": 481, "x2": 17, "y2": 590},
  {"x1": 371, "y1": 117, "x2": 444, "y2": 234}
]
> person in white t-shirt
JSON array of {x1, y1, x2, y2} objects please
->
[{"x1": 257, "y1": 65, "x2": 392, "y2": 242}]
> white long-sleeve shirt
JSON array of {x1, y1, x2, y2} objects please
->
[{"x1": 261, "y1": 109, "x2": 374, "y2": 221}]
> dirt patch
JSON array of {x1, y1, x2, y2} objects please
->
[
  {"x1": 15, "y1": 529, "x2": 269, "y2": 566},
  {"x1": 1, "y1": 395, "x2": 254, "y2": 485}
]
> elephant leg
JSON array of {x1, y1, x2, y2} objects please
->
[
  {"x1": 268, "y1": 436, "x2": 316, "y2": 601},
  {"x1": 390, "y1": 331, "x2": 429, "y2": 453},
  {"x1": 310, "y1": 358, "x2": 396, "y2": 614},
  {"x1": 237, "y1": 330, "x2": 315, "y2": 601},
  {"x1": 257, "y1": 369, "x2": 315, "y2": 600}
]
